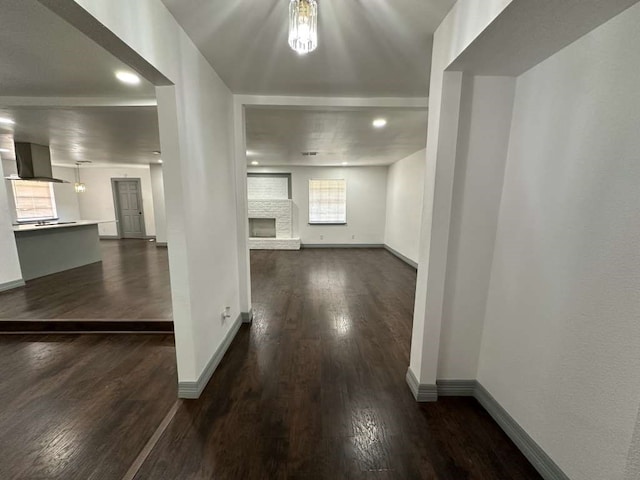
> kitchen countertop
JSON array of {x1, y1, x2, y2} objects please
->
[{"x1": 12, "y1": 220, "x2": 104, "y2": 233}]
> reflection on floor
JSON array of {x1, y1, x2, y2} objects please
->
[
  {"x1": 0, "y1": 240, "x2": 172, "y2": 321},
  {"x1": 0, "y1": 249, "x2": 542, "y2": 479},
  {"x1": 0, "y1": 334, "x2": 176, "y2": 480},
  {"x1": 133, "y1": 249, "x2": 542, "y2": 479}
]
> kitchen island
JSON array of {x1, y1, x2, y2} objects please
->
[{"x1": 13, "y1": 221, "x2": 102, "y2": 281}]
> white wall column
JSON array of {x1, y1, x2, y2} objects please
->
[
  {"x1": 40, "y1": 0, "x2": 243, "y2": 398},
  {"x1": 149, "y1": 163, "x2": 167, "y2": 245},
  {"x1": 0, "y1": 158, "x2": 23, "y2": 291},
  {"x1": 407, "y1": 72, "x2": 463, "y2": 399},
  {"x1": 233, "y1": 100, "x2": 252, "y2": 320}
]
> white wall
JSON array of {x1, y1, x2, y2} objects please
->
[
  {"x1": 1, "y1": 159, "x2": 17, "y2": 223},
  {"x1": 59, "y1": 0, "x2": 242, "y2": 386},
  {"x1": 52, "y1": 166, "x2": 81, "y2": 222},
  {"x1": 0, "y1": 158, "x2": 22, "y2": 286},
  {"x1": 437, "y1": 76, "x2": 515, "y2": 380},
  {"x1": 149, "y1": 164, "x2": 167, "y2": 244},
  {"x1": 76, "y1": 165, "x2": 156, "y2": 237},
  {"x1": 384, "y1": 149, "x2": 425, "y2": 264},
  {"x1": 409, "y1": 0, "x2": 517, "y2": 387},
  {"x1": 477, "y1": 4, "x2": 640, "y2": 479},
  {"x1": 248, "y1": 166, "x2": 388, "y2": 245}
]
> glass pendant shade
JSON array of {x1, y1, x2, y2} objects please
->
[
  {"x1": 288, "y1": 0, "x2": 318, "y2": 54},
  {"x1": 74, "y1": 163, "x2": 86, "y2": 193}
]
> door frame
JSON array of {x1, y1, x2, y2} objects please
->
[{"x1": 111, "y1": 178, "x2": 147, "y2": 239}]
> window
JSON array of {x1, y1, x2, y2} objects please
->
[
  {"x1": 12, "y1": 180, "x2": 57, "y2": 221},
  {"x1": 309, "y1": 179, "x2": 346, "y2": 224}
]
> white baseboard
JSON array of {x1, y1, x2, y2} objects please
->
[
  {"x1": 177, "y1": 314, "x2": 242, "y2": 399},
  {"x1": 431, "y1": 379, "x2": 570, "y2": 480},
  {"x1": 384, "y1": 245, "x2": 418, "y2": 268},
  {"x1": 301, "y1": 243, "x2": 384, "y2": 249},
  {"x1": 0, "y1": 278, "x2": 25, "y2": 293},
  {"x1": 241, "y1": 309, "x2": 253, "y2": 323},
  {"x1": 405, "y1": 367, "x2": 437, "y2": 401}
]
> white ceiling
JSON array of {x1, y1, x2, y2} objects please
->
[
  {"x1": 161, "y1": 0, "x2": 455, "y2": 97},
  {"x1": 0, "y1": 0, "x2": 156, "y2": 98},
  {"x1": 0, "y1": 0, "x2": 431, "y2": 170},
  {"x1": 448, "y1": 0, "x2": 640, "y2": 76},
  {"x1": 245, "y1": 107, "x2": 427, "y2": 166},
  {"x1": 0, "y1": 0, "x2": 160, "y2": 168},
  {"x1": 0, "y1": 106, "x2": 161, "y2": 167}
]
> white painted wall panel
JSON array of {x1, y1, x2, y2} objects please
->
[
  {"x1": 51, "y1": 166, "x2": 81, "y2": 222},
  {"x1": 478, "y1": 5, "x2": 640, "y2": 479},
  {"x1": 384, "y1": 149, "x2": 425, "y2": 264},
  {"x1": 438, "y1": 76, "x2": 515, "y2": 380},
  {"x1": 150, "y1": 164, "x2": 167, "y2": 244},
  {"x1": 0, "y1": 158, "x2": 22, "y2": 285}
]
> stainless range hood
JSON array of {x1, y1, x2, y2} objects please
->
[{"x1": 5, "y1": 142, "x2": 68, "y2": 183}]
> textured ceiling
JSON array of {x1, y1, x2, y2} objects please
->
[
  {"x1": 0, "y1": 0, "x2": 159, "y2": 168},
  {"x1": 0, "y1": 0, "x2": 431, "y2": 170},
  {"x1": 0, "y1": 0, "x2": 155, "y2": 98},
  {"x1": 160, "y1": 0, "x2": 455, "y2": 96},
  {"x1": 0, "y1": 106, "x2": 161, "y2": 166},
  {"x1": 245, "y1": 107, "x2": 427, "y2": 166}
]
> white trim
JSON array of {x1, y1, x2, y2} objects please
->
[
  {"x1": 0, "y1": 96, "x2": 157, "y2": 108},
  {"x1": 475, "y1": 383, "x2": 570, "y2": 480},
  {"x1": 0, "y1": 279, "x2": 25, "y2": 293},
  {"x1": 234, "y1": 95, "x2": 428, "y2": 109},
  {"x1": 384, "y1": 245, "x2": 418, "y2": 269},
  {"x1": 405, "y1": 367, "x2": 438, "y2": 402},
  {"x1": 178, "y1": 314, "x2": 243, "y2": 399}
]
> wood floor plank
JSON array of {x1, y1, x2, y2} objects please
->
[
  {"x1": 134, "y1": 249, "x2": 542, "y2": 480},
  {"x1": 0, "y1": 240, "x2": 172, "y2": 321},
  {"x1": 0, "y1": 334, "x2": 177, "y2": 480}
]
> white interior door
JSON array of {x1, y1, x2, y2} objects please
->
[{"x1": 116, "y1": 180, "x2": 145, "y2": 239}]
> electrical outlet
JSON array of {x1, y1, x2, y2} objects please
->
[
  {"x1": 351, "y1": 235, "x2": 355, "y2": 240},
  {"x1": 221, "y1": 306, "x2": 231, "y2": 322},
  {"x1": 320, "y1": 235, "x2": 324, "y2": 240}
]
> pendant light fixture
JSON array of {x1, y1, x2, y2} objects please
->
[
  {"x1": 288, "y1": 0, "x2": 318, "y2": 55},
  {"x1": 74, "y1": 163, "x2": 86, "y2": 193}
]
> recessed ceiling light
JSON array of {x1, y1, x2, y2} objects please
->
[
  {"x1": 0, "y1": 117, "x2": 15, "y2": 125},
  {"x1": 116, "y1": 71, "x2": 141, "y2": 85},
  {"x1": 251, "y1": 161, "x2": 259, "y2": 166},
  {"x1": 372, "y1": 118, "x2": 387, "y2": 128},
  {"x1": 341, "y1": 162, "x2": 348, "y2": 166},
  {"x1": 246, "y1": 150, "x2": 257, "y2": 157},
  {"x1": 152, "y1": 150, "x2": 161, "y2": 155},
  {"x1": 158, "y1": 159, "x2": 163, "y2": 164}
]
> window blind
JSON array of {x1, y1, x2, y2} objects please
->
[
  {"x1": 308, "y1": 179, "x2": 346, "y2": 224},
  {"x1": 12, "y1": 180, "x2": 57, "y2": 221}
]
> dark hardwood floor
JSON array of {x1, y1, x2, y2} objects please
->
[
  {"x1": 0, "y1": 249, "x2": 541, "y2": 479},
  {"x1": 0, "y1": 240, "x2": 172, "y2": 322},
  {"x1": 133, "y1": 249, "x2": 542, "y2": 479},
  {"x1": 0, "y1": 333, "x2": 177, "y2": 480}
]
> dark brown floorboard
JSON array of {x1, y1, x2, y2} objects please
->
[
  {"x1": 0, "y1": 333, "x2": 177, "y2": 480},
  {"x1": 0, "y1": 240, "x2": 172, "y2": 321},
  {"x1": 134, "y1": 249, "x2": 542, "y2": 479}
]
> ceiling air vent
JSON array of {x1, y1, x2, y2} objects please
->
[{"x1": 301, "y1": 151, "x2": 318, "y2": 157}]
